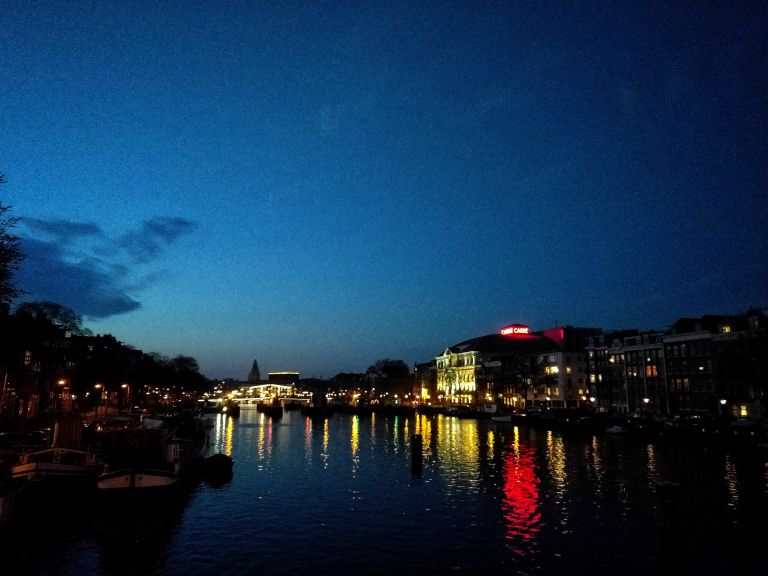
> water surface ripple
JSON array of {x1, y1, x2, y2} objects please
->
[{"x1": 3, "y1": 410, "x2": 767, "y2": 575}]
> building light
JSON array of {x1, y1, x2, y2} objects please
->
[{"x1": 500, "y1": 324, "x2": 530, "y2": 336}]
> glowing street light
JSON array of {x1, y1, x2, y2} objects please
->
[{"x1": 121, "y1": 383, "x2": 131, "y2": 413}]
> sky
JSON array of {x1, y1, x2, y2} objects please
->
[{"x1": 2, "y1": 1, "x2": 766, "y2": 379}]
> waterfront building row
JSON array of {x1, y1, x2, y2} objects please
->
[{"x1": 420, "y1": 311, "x2": 767, "y2": 419}]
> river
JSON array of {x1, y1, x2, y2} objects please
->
[{"x1": 2, "y1": 409, "x2": 767, "y2": 575}]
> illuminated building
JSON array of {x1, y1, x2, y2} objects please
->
[
  {"x1": 435, "y1": 324, "x2": 603, "y2": 409},
  {"x1": 585, "y1": 329, "x2": 639, "y2": 414},
  {"x1": 586, "y1": 311, "x2": 767, "y2": 417},
  {"x1": 664, "y1": 314, "x2": 766, "y2": 417}
]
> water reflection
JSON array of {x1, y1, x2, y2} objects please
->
[
  {"x1": 209, "y1": 413, "x2": 235, "y2": 455},
  {"x1": 8, "y1": 411, "x2": 767, "y2": 576},
  {"x1": 501, "y1": 426, "x2": 541, "y2": 563},
  {"x1": 351, "y1": 415, "x2": 360, "y2": 474}
]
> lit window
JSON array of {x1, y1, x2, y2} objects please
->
[
  {"x1": 721, "y1": 325, "x2": 732, "y2": 334},
  {"x1": 740, "y1": 405, "x2": 748, "y2": 417},
  {"x1": 566, "y1": 366, "x2": 572, "y2": 374},
  {"x1": 590, "y1": 374, "x2": 596, "y2": 383}
]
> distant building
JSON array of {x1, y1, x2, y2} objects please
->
[
  {"x1": 248, "y1": 359, "x2": 261, "y2": 383},
  {"x1": 411, "y1": 360, "x2": 435, "y2": 403},
  {"x1": 268, "y1": 371, "x2": 300, "y2": 385}
]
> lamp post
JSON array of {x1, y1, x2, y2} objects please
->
[
  {"x1": 93, "y1": 383, "x2": 103, "y2": 419},
  {"x1": 121, "y1": 383, "x2": 131, "y2": 414},
  {"x1": 57, "y1": 378, "x2": 68, "y2": 413}
]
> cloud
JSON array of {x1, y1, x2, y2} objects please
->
[
  {"x1": 16, "y1": 216, "x2": 196, "y2": 319},
  {"x1": 119, "y1": 217, "x2": 197, "y2": 263}
]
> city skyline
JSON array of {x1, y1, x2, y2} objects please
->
[{"x1": 2, "y1": 2, "x2": 766, "y2": 379}]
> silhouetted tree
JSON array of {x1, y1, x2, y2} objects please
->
[
  {"x1": 366, "y1": 359, "x2": 411, "y2": 395},
  {"x1": 0, "y1": 176, "x2": 25, "y2": 305},
  {"x1": 16, "y1": 301, "x2": 92, "y2": 336}
]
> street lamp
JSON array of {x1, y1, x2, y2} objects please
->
[
  {"x1": 57, "y1": 378, "x2": 68, "y2": 413},
  {"x1": 121, "y1": 383, "x2": 131, "y2": 414},
  {"x1": 94, "y1": 383, "x2": 104, "y2": 418}
]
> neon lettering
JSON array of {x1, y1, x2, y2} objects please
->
[{"x1": 501, "y1": 325, "x2": 530, "y2": 336}]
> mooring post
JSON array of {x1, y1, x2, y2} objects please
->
[{"x1": 411, "y1": 433, "x2": 423, "y2": 474}]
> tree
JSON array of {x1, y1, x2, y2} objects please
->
[
  {"x1": 16, "y1": 301, "x2": 92, "y2": 336},
  {"x1": 0, "y1": 175, "x2": 25, "y2": 305},
  {"x1": 366, "y1": 359, "x2": 411, "y2": 395}
]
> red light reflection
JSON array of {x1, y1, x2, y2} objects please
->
[{"x1": 501, "y1": 429, "x2": 541, "y2": 554}]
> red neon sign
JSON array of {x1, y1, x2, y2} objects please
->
[{"x1": 501, "y1": 324, "x2": 530, "y2": 336}]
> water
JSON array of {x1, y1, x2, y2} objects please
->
[{"x1": 3, "y1": 410, "x2": 767, "y2": 575}]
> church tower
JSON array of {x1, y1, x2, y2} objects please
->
[{"x1": 248, "y1": 359, "x2": 261, "y2": 383}]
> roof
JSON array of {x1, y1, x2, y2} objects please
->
[{"x1": 443, "y1": 333, "x2": 560, "y2": 356}]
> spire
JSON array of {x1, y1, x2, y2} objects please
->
[{"x1": 248, "y1": 359, "x2": 261, "y2": 383}]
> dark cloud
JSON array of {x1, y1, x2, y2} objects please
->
[
  {"x1": 16, "y1": 216, "x2": 196, "y2": 319},
  {"x1": 119, "y1": 217, "x2": 197, "y2": 263},
  {"x1": 21, "y1": 217, "x2": 103, "y2": 244}
]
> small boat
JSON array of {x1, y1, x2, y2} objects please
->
[
  {"x1": 203, "y1": 453, "x2": 234, "y2": 480},
  {"x1": 491, "y1": 414, "x2": 513, "y2": 423},
  {"x1": 606, "y1": 425, "x2": 629, "y2": 434},
  {"x1": 257, "y1": 401, "x2": 284, "y2": 419},
  {"x1": 301, "y1": 405, "x2": 334, "y2": 419}
]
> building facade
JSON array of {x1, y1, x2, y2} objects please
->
[
  {"x1": 587, "y1": 312, "x2": 767, "y2": 418},
  {"x1": 435, "y1": 325, "x2": 597, "y2": 409}
]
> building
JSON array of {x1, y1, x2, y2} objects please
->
[
  {"x1": 587, "y1": 311, "x2": 767, "y2": 418},
  {"x1": 435, "y1": 324, "x2": 597, "y2": 409}
]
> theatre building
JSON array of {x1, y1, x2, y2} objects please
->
[{"x1": 435, "y1": 324, "x2": 598, "y2": 409}]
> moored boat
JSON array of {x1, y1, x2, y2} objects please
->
[
  {"x1": 491, "y1": 414, "x2": 514, "y2": 423},
  {"x1": 97, "y1": 468, "x2": 179, "y2": 490},
  {"x1": 12, "y1": 447, "x2": 101, "y2": 486}
]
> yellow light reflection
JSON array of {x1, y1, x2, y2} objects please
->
[
  {"x1": 487, "y1": 429, "x2": 495, "y2": 461},
  {"x1": 351, "y1": 415, "x2": 359, "y2": 464},
  {"x1": 224, "y1": 414, "x2": 234, "y2": 456},
  {"x1": 323, "y1": 418, "x2": 329, "y2": 454},
  {"x1": 546, "y1": 431, "x2": 567, "y2": 528}
]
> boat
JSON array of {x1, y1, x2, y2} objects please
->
[
  {"x1": 301, "y1": 404, "x2": 334, "y2": 419},
  {"x1": 491, "y1": 414, "x2": 514, "y2": 423},
  {"x1": 203, "y1": 452, "x2": 234, "y2": 483},
  {"x1": 96, "y1": 416, "x2": 208, "y2": 493},
  {"x1": 301, "y1": 391, "x2": 334, "y2": 419},
  {"x1": 605, "y1": 425, "x2": 629, "y2": 434},
  {"x1": 257, "y1": 400, "x2": 284, "y2": 419},
  {"x1": 12, "y1": 447, "x2": 102, "y2": 486},
  {"x1": 97, "y1": 468, "x2": 179, "y2": 490}
]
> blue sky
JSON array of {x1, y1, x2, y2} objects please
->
[{"x1": 2, "y1": 1, "x2": 766, "y2": 379}]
